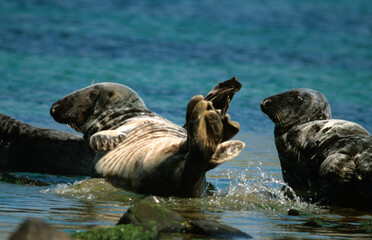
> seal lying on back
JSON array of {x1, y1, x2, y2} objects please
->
[
  {"x1": 261, "y1": 88, "x2": 372, "y2": 209},
  {"x1": 50, "y1": 78, "x2": 244, "y2": 197}
]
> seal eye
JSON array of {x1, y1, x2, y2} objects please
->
[
  {"x1": 89, "y1": 92, "x2": 99, "y2": 101},
  {"x1": 107, "y1": 91, "x2": 115, "y2": 98}
]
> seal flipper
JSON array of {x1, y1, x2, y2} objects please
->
[
  {"x1": 204, "y1": 77, "x2": 242, "y2": 116},
  {"x1": 207, "y1": 140, "x2": 245, "y2": 170},
  {"x1": 184, "y1": 77, "x2": 241, "y2": 141},
  {"x1": 204, "y1": 77, "x2": 242, "y2": 141},
  {"x1": 90, "y1": 130, "x2": 128, "y2": 151},
  {"x1": 319, "y1": 153, "x2": 355, "y2": 184},
  {"x1": 181, "y1": 95, "x2": 244, "y2": 196},
  {"x1": 318, "y1": 153, "x2": 355, "y2": 202}
]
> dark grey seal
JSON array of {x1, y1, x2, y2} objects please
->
[
  {"x1": 47, "y1": 77, "x2": 244, "y2": 197},
  {"x1": 261, "y1": 88, "x2": 372, "y2": 209},
  {"x1": 0, "y1": 113, "x2": 94, "y2": 175}
]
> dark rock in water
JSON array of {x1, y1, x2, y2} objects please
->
[
  {"x1": 303, "y1": 218, "x2": 345, "y2": 228},
  {"x1": 117, "y1": 196, "x2": 186, "y2": 232},
  {"x1": 189, "y1": 219, "x2": 252, "y2": 239},
  {"x1": 0, "y1": 172, "x2": 50, "y2": 186},
  {"x1": 303, "y1": 219, "x2": 324, "y2": 227},
  {"x1": 361, "y1": 220, "x2": 372, "y2": 233},
  {"x1": 117, "y1": 196, "x2": 252, "y2": 239},
  {"x1": 71, "y1": 224, "x2": 157, "y2": 240},
  {"x1": 9, "y1": 219, "x2": 71, "y2": 240},
  {"x1": 288, "y1": 208, "x2": 301, "y2": 216}
]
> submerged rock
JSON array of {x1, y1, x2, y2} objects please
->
[
  {"x1": 72, "y1": 224, "x2": 157, "y2": 240},
  {"x1": 287, "y1": 208, "x2": 301, "y2": 216},
  {"x1": 117, "y1": 196, "x2": 252, "y2": 239},
  {"x1": 0, "y1": 173, "x2": 50, "y2": 186},
  {"x1": 189, "y1": 219, "x2": 251, "y2": 238},
  {"x1": 10, "y1": 197, "x2": 252, "y2": 240},
  {"x1": 9, "y1": 219, "x2": 71, "y2": 240},
  {"x1": 117, "y1": 196, "x2": 187, "y2": 233},
  {"x1": 74, "y1": 196, "x2": 252, "y2": 239}
]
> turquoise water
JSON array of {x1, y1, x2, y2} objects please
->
[{"x1": 0, "y1": 0, "x2": 371, "y2": 239}]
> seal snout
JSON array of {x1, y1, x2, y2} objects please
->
[
  {"x1": 50, "y1": 102, "x2": 65, "y2": 123},
  {"x1": 260, "y1": 98, "x2": 272, "y2": 114}
]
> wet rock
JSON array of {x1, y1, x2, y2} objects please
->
[
  {"x1": 71, "y1": 224, "x2": 157, "y2": 240},
  {"x1": 117, "y1": 196, "x2": 187, "y2": 232},
  {"x1": 117, "y1": 196, "x2": 252, "y2": 239},
  {"x1": 303, "y1": 219, "x2": 324, "y2": 227},
  {"x1": 303, "y1": 218, "x2": 344, "y2": 228},
  {"x1": 0, "y1": 173, "x2": 50, "y2": 186},
  {"x1": 361, "y1": 220, "x2": 372, "y2": 233},
  {"x1": 189, "y1": 219, "x2": 252, "y2": 239},
  {"x1": 10, "y1": 219, "x2": 71, "y2": 240},
  {"x1": 288, "y1": 208, "x2": 301, "y2": 216}
]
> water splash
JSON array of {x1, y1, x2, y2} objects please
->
[{"x1": 41, "y1": 178, "x2": 140, "y2": 203}]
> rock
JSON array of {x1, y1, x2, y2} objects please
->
[
  {"x1": 117, "y1": 196, "x2": 252, "y2": 239},
  {"x1": 190, "y1": 219, "x2": 252, "y2": 239},
  {"x1": 288, "y1": 208, "x2": 301, "y2": 216},
  {"x1": 303, "y1": 218, "x2": 343, "y2": 228},
  {"x1": 9, "y1": 219, "x2": 71, "y2": 240},
  {"x1": 0, "y1": 173, "x2": 49, "y2": 186},
  {"x1": 71, "y1": 224, "x2": 157, "y2": 240},
  {"x1": 117, "y1": 196, "x2": 187, "y2": 232}
]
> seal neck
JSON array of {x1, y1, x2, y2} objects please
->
[{"x1": 82, "y1": 107, "x2": 158, "y2": 142}]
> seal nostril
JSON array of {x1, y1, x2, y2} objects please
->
[
  {"x1": 261, "y1": 98, "x2": 272, "y2": 108},
  {"x1": 50, "y1": 104, "x2": 60, "y2": 116}
]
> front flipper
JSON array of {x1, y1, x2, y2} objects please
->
[
  {"x1": 90, "y1": 130, "x2": 128, "y2": 151},
  {"x1": 208, "y1": 140, "x2": 245, "y2": 170},
  {"x1": 318, "y1": 153, "x2": 355, "y2": 202},
  {"x1": 319, "y1": 153, "x2": 355, "y2": 184}
]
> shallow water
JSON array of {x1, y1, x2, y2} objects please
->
[{"x1": 1, "y1": 0, "x2": 372, "y2": 239}]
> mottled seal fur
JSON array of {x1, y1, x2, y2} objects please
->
[
  {"x1": 50, "y1": 77, "x2": 244, "y2": 197},
  {"x1": 0, "y1": 113, "x2": 94, "y2": 175},
  {"x1": 261, "y1": 88, "x2": 372, "y2": 209}
]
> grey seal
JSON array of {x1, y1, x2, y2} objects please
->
[
  {"x1": 261, "y1": 88, "x2": 372, "y2": 209},
  {"x1": 49, "y1": 77, "x2": 244, "y2": 197},
  {"x1": 0, "y1": 113, "x2": 94, "y2": 175}
]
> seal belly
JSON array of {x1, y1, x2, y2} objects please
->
[{"x1": 94, "y1": 117, "x2": 187, "y2": 192}]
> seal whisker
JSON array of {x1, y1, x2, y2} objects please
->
[{"x1": 275, "y1": 113, "x2": 284, "y2": 126}]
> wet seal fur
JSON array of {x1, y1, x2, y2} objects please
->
[
  {"x1": 261, "y1": 88, "x2": 372, "y2": 209},
  {"x1": 0, "y1": 113, "x2": 94, "y2": 175},
  {"x1": 50, "y1": 77, "x2": 244, "y2": 197}
]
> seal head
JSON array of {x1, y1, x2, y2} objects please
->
[
  {"x1": 261, "y1": 88, "x2": 331, "y2": 131},
  {"x1": 51, "y1": 83, "x2": 151, "y2": 141}
]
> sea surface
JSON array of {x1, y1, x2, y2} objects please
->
[{"x1": 0, "y1": 0, "x2": 372, "y2": 239}]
